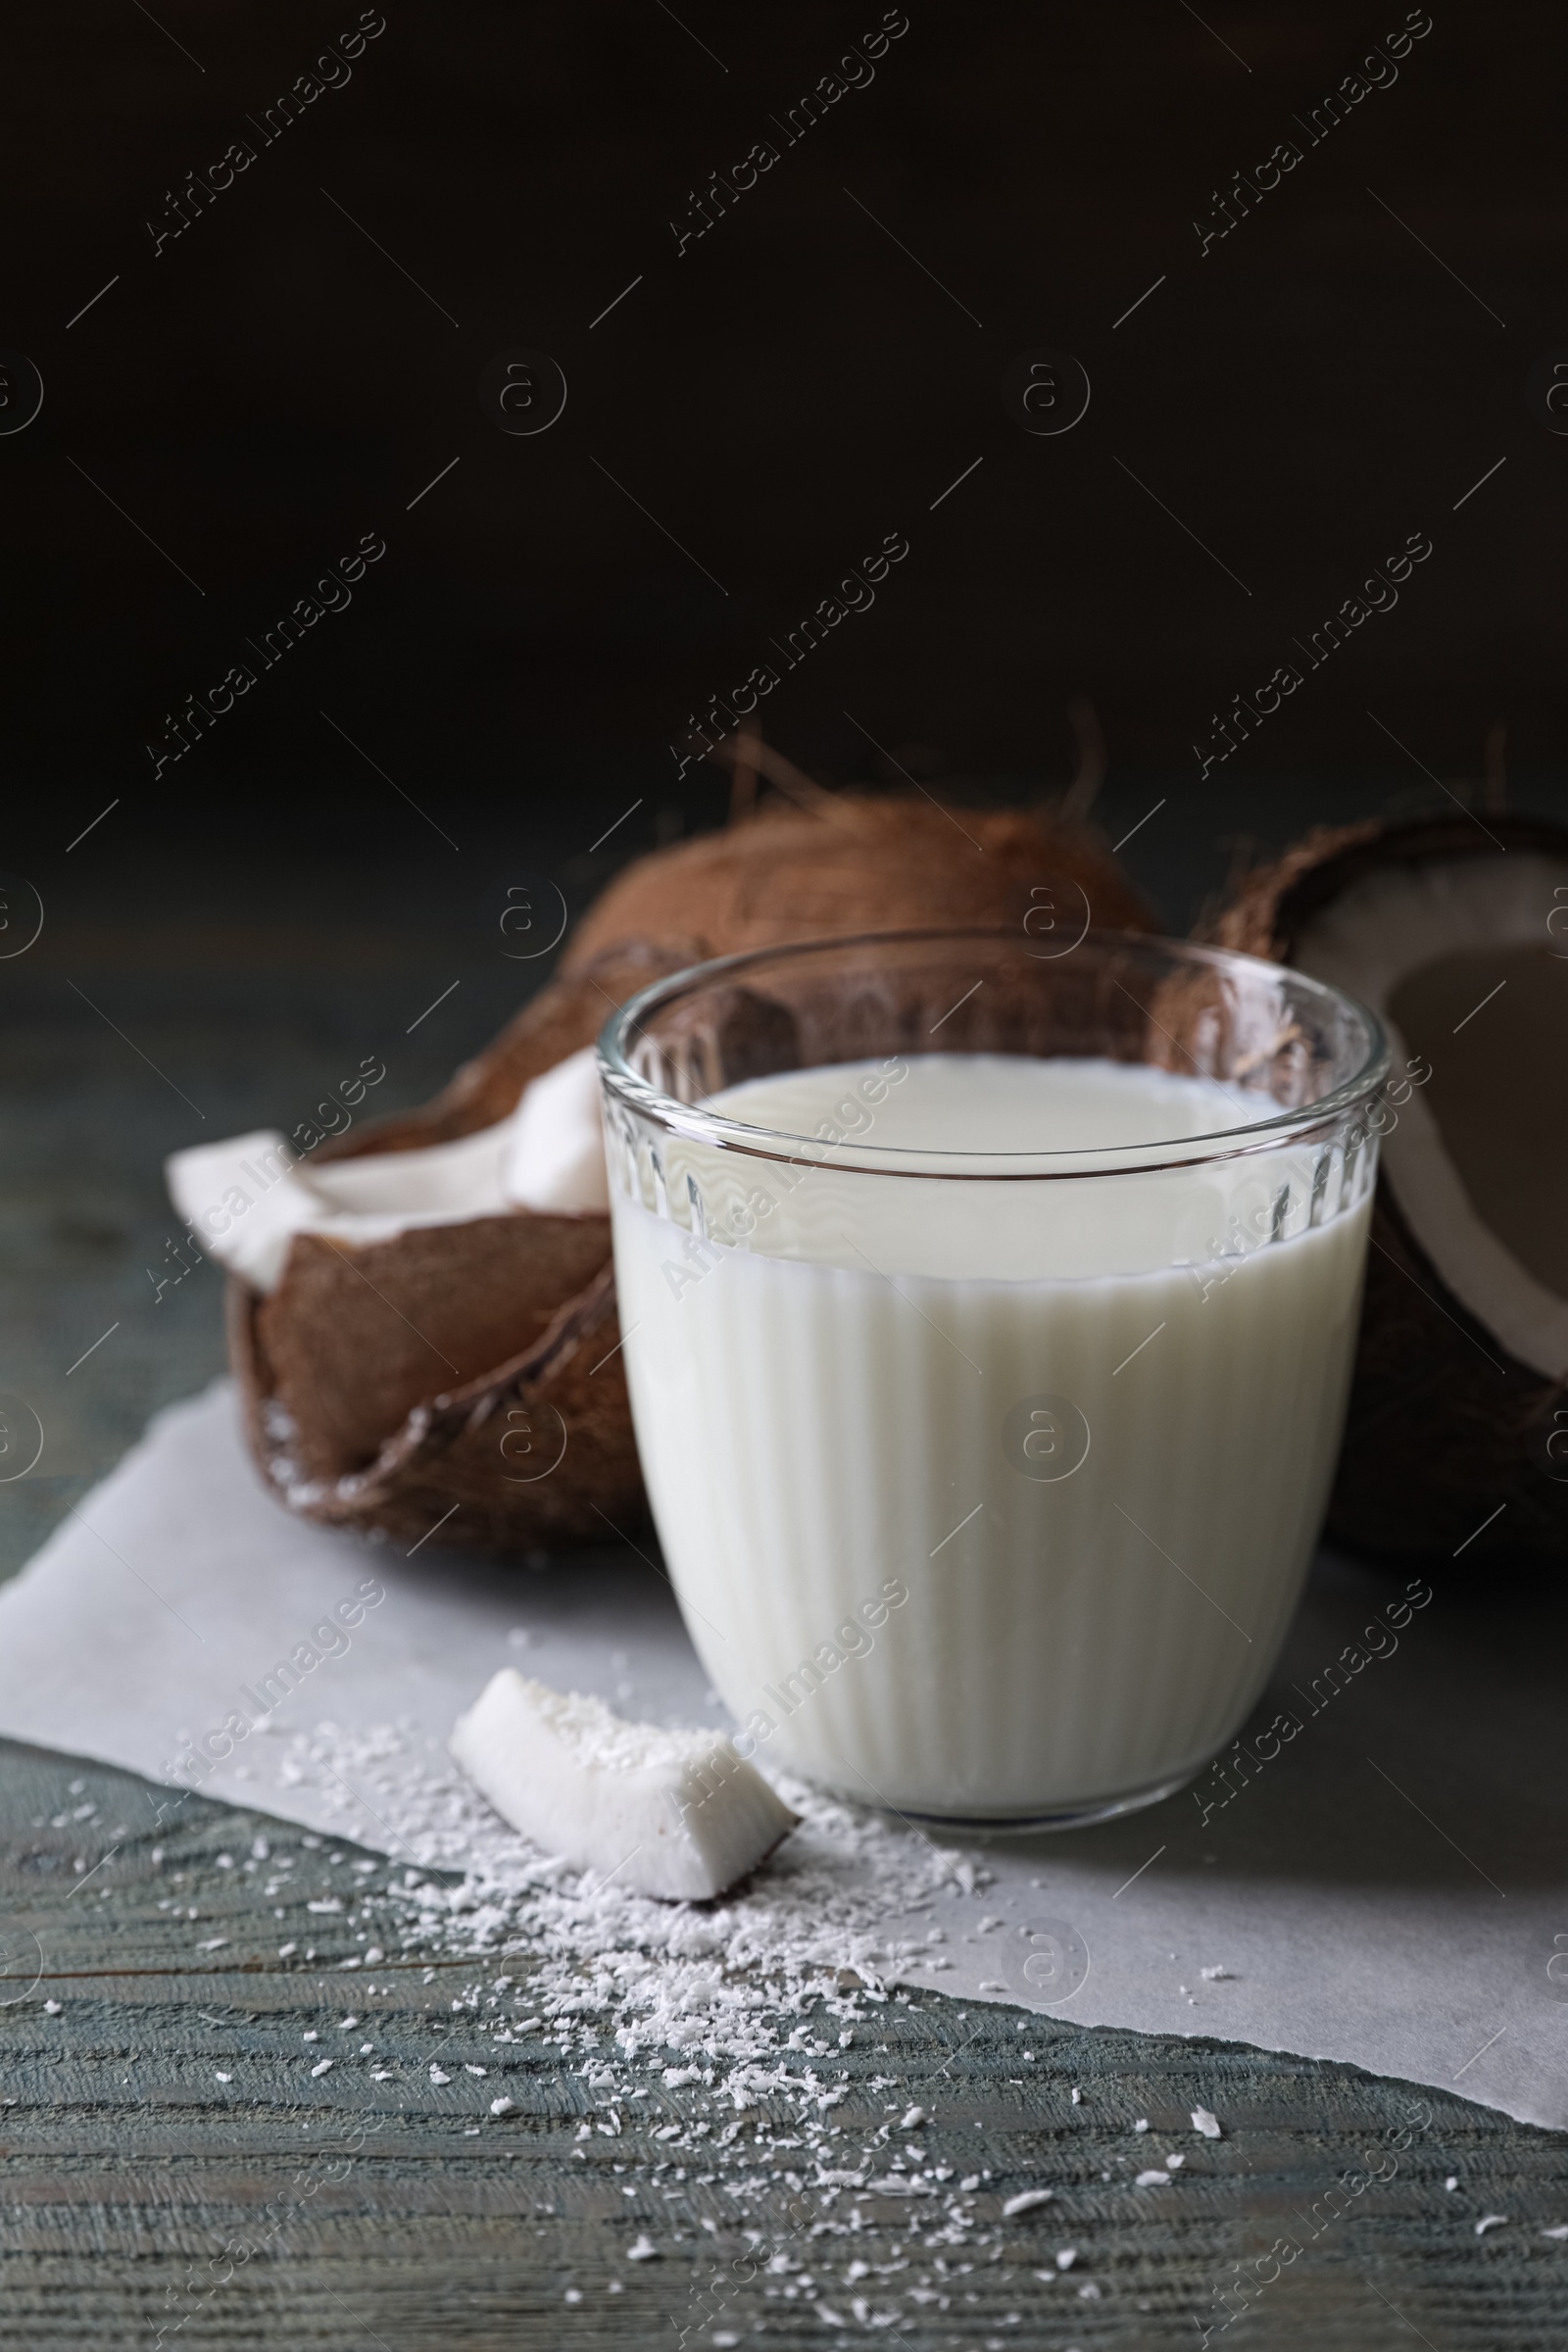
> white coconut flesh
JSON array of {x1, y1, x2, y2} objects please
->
[
  {"x1": 1295, "y1": 850, "x2": 1568, "y2": 1381},
  {"x1": 450, "y1": 1670, "x2": 799, "y2": 1902},
  {"x1": 166, "y1": 1044, "x2": 610, "y2": 1293}
]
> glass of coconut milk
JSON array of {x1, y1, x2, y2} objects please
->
[{"x1": 599, "y1": 929, "x2": 1389, "y2": 1830}]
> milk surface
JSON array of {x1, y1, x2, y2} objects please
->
[{"x1": 610, "y1": 1055, "x2": 1373, "y2": 1823}]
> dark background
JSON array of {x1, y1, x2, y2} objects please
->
[
  {"x1": 2, "y1": 3, "x2": 1565, "y2": 1513},
  {"x1": 5, "y1": 0, "x2": 1565, "y2": 874}
]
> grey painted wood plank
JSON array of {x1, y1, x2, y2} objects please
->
[{"x1": 1, "y1": 1742, "x2": 1565, "y2": 2347}]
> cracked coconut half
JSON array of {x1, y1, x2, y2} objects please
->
[
  {"x1": 171, "y1": 758, "x2": 1154, "y2": 1557},
  {"x1": 1209, "y1": 809, "x2": 1568, "y2": 1566}
]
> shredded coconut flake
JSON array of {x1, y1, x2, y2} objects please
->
[{"x1": 253, "y1": 1714, "x2": 988, "y2": 2134}]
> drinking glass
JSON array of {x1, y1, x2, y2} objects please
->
[{"x1": 599, "y1": 929, "x2": 1388, "y2": 1829}]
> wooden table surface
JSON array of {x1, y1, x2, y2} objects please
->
[
  {"x1": 4, "y1": 1733, "x2": 1567, "y2": 2351},
  {"x1": 3, "y1": 844, "x2": 1566, "y2": 2348}
]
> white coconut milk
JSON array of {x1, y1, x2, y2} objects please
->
[{"x1": 610, "y1": 1055, "x2": 1373, "y2": 1823}]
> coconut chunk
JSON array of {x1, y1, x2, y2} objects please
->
[
  {"x1": 449, "y1": 1670, "x2": 799, "y2": 1900},
  {"x1": 168, "y1": 1130, "x2": 325, "y2": 1291},
  {"x1": 501, "y1": 1046, "x2": 610, "y2": 1213},
  {"x1": 168, "y1": 1049, "x2": 610, "y2": 1295},
  {"x1": 168, "y1": 1123, "x2": 514, "y2": 1292}
]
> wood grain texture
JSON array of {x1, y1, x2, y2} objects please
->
[{"x1": 0, "y1": 1740, "x2": 1565, "y2": 2348}]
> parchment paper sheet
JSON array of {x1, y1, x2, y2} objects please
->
[{"x1": 0, "y1": 1384, "x2": 1559, "y2": 2129}]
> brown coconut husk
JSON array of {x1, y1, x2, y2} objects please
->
[
  {"x1": 228, "y1": 938, "x2": 687, "y2": 1550},
  {"x1": 1205, "y1": 810, "x2": 1568, "y2": 1569},
  {"x1": 230, "y1": 751, "x2": 1156, "y2": 1558},
  {"x1": 231, "y1": 1259, "x2": 640, "y2": 1551},
  {"x1": 564, "y1": 778, "x2": 1152, "y2": 974}
]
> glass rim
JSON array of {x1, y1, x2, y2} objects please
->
[{"x1": 596, "y1": 926, "x2": 1392, "y2": 1180}]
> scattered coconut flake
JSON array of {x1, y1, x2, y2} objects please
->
[
  {"x1": 1200, "y1": 1966, "x2": 1233, "y2": 1981},
  {"x1": 1446, "y1": 2177, "x2": 1459, "y2": 2191},
  {"x1": 1136, "y1": 2169, "x2": 1171, "y2": 2187},
  {"x1": 450, "y1": 1671, "x2": 799, "y2": 1901},
  {"x1": 1003, "y1": 2189, "x2": 1054, "y2": 2217},
  {"x1": 233, "y1": 1709, "x2": 1017, "y2": 2218},
  {"x1": 43, "y1": 2001, "x2": 62, "y2": 2016},
  {"x1": 1542, "y1": 2225, "x2": 1568, "y2": 2239},
  {"x1": 197, "y1": 1936, "x2": 228, "y2": 1951},
  {"x1": 1054, "y1": 2247, "x2": 1077, "y2": 2271},
  {"x1": 311, "y1": 2059, "x2": 332, "y2": 2077},
  {"x1": 1133, "y1": 2119, "x2": 1150, "y2": 2133},
  {"x1": 1475, "y1": 2215, "x2": 1508, "y2": 2235},
  {"x1": 429, "y1": 2066, "x2": 451, "y2": 2085},
  {"x1": 1192, "y1": 2106, "x2": 1223, "y2": 2138},
  {"x1": 901, "y1": 2105, "x2": 927, "y2": 2129},
  {"x1": 490, "y1": 2096, "x2": 514, "y2": 2116},
  {"x1": 1165, "y1": 2154, "x2": 1186, "y2": 2169},
  {"x1": 626, "y1": 2234, "x2": 659, "y2": 2262},
  {"x1": 215, "y1": 2072, "x2": 231, "y2": 2082}
]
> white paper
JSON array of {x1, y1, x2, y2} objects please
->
[{"x1": 0, "y1": 1382, "x2": 1560, "y2": 2129}]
